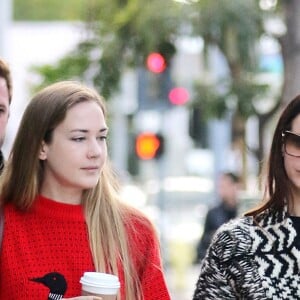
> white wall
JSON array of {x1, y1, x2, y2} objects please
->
[{"x1": 3, "y1": 21, "x2": 84, "y2": 156}]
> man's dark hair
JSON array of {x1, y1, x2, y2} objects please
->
[{"x1": 223, "y1": 172, "x2": 240, "y2": 183}]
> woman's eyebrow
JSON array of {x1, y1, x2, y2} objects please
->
[{"x1": 70, "y1": 127, "x2": 109, "y2": 133}]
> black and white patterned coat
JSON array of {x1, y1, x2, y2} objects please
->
[{"x1": 193, "y1": 207, "x2": 300, "y2": 299}]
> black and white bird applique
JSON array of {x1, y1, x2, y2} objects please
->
[{"x1": 30, "y1": 272, "x2": 67, "y2": 300}]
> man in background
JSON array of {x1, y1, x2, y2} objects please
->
[
  {"x1": 0, "y1": 58, "x2": 12, "y2": 173},
  {"x1": 194, "y1": 172, "x2": 240, "y2": 263}
]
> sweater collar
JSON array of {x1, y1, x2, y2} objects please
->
[{"x1": 33, "y1": 194, "x2": 85, "y2": 221}]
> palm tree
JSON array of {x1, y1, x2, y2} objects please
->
[{"x1": 190, "y1": 0, "x2": 280, "y2": 185}]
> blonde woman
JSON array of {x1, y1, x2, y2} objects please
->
[{"x1": 0, "y1": 81, "x2": 170, "y2": 300}]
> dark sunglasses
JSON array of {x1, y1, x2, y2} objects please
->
[{"x1": 282, "y1": 130, "x2": 300, "y2": 157}]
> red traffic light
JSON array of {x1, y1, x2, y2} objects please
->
[
  {"x1": 168, "y1": 87, "x2": 190, "y2": 105},
  {"x1": 135, "y1": 133, "x2": 164, "y2": 160},
  {"x1": 146, "y1": 52, "x2": 167, "y2": 73}
]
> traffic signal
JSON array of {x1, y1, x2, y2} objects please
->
[
  {"x1": 168, "y1": 87, "x2": 190, "y2": 106},
  {"x1": 137, "y1": 51, "x2": 172, "y2": 111},
  {"x1": 135, "y1": 132, "x2": 165, "y2": 160},
  {"x1": 138, "y1": 42, "x2": 176, "y2": 111},
  {"x1": 146, "y1": 52, "x2": 167, "y2": 73},
  {"x1": 138, "y1": 42, "x2": 190, "y2": 111}
]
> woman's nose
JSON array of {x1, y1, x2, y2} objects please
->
[{"x1": 87, "y1": 139, "x2": 102, "y2": 158}]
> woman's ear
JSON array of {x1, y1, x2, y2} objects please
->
[{"x1": 39, "y1": 141, "x2": 47, "y2": 160}]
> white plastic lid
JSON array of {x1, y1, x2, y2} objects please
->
[{"x1": 80, "y1": 272, "x2": 120, "y2": 288}]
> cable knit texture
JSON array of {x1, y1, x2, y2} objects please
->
[
  {"x1": 193, "y1": 207, "x2": 300, "y2": 299},
  {"x1": 0, "y1": 195, "x2": 170, "y2": 299}
]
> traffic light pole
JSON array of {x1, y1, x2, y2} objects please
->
[{"x1": 157, "y1": 154, "x2": 168, "y2": 265}]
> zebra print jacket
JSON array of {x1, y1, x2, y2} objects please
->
[{"x1": 193, "y1": 207, "x2": 300, "y2": 299}]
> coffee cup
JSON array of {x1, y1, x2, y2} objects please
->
[{"x1": 80, "y1": 272, "x2": 120, "y2": 300}]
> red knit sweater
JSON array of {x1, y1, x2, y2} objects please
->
[{"x1": 0, "y1": 195, "x2": 171, "y2": 299}]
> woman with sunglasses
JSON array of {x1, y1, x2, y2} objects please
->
[{"x1": 193, "y1": 95, "x2": 300, "y2": 299}]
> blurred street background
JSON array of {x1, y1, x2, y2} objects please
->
[{"x1": 1, "y1": 0, "x2": 299, "y2": 298}]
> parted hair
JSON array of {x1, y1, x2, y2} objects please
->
[
  {"x1": 0, "y1": 58, "x2": 12, "y2": 103},
  {"x1": 0, "y1": 81, "x2": 146, "y2": 299},
  {"x1": 246, "y1": 95, "x2": 300, "y2": 217}
]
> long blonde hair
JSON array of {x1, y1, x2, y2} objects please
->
[{"x1": 0, "y1": 81, "x2": 145, "y2": 299}]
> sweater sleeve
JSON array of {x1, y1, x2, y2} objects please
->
[
  {"x1": 193, "y1": 225, "x2": 241, "y2": 299},
  {"x1": 193, "y1": 216, "x2": 270, "y2": 300},
  {"x1": 141, "y1": 223, "x2": 171, "y2": 300},
  {"x1": 129, "y1": 215, "x2": 171, "y2": 300}
]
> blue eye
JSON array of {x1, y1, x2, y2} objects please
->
[{"x1": 72, "y1": 137, "x2": 85, "y2": 142}]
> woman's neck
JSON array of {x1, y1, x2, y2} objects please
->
[{"x1": 40, "y1": 183, "x2": 83, "y2": 205}]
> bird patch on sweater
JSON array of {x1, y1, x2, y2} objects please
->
[{"x1": 30, "y1": 272, "x2": 67, "y2": 300}]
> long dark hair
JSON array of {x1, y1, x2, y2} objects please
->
[{"x1": 246, "y1": 95, "x2": 300, "y2": 217}]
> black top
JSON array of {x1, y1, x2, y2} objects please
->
[
  {"x1": 194, "y1": 202, "x2": 237, "y2": 263},
  {"x1": 290, "y1": 216, "x2": 300, "y2": 232},
  {"x1": 289, "y1": 216, "x2": 300, "y2": 249}
]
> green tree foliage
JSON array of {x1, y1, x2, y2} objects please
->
[
  {"x1": 32, "y1": 0, "x2": 183, "y2": 98},
  {"x1": 193, "y1": 79, "x2": 269, "y2": 121},
  {"x1": 28, "y1": 0, "x2": 282, "y2": 179},
  {"x1": 14, "y1": 0, "x2": 86, "y2": 21},
  {"x1": 194, "y1": 0, "x2": 261, "y2": 71},
  {"x1": 191, "y1": 0, "x2": 265, "y2": 115},
  {"x1": 190, "y1": 0, "x2": 280, "y2": 179}
]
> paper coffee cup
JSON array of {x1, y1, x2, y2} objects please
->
[{"x1": 80, "y1": 272, "x2": 120, "y2": 300}]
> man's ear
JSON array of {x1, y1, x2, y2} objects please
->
[{"x1": 39, "y1": 141, "x2": 47, "y2": 160}]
